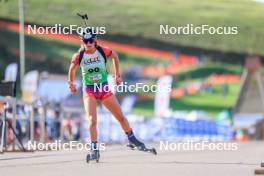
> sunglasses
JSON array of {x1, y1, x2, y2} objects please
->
[{"x1": 83, "y1": 38, "x2": 95, "y2": 44}]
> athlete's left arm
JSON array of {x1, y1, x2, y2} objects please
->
[{"x1": 110, "y1": 50, "x2": 122, "y2": 85}]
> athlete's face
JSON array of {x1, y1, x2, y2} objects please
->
[{"x1": 82, "y1": 38, "x2": 96, "y2": 50}]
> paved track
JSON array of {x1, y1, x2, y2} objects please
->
[{"x1": 0, "y1": 142, "x2": 263, "y2": 176}]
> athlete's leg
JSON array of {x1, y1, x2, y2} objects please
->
[
  {"x1": 101, "y1": 95, "x2": 131, "y2": 133},
  {"x1": 83, "y1": 96, "x2": 97, "y2": 142},
  {"x1": 102, "y1": 95, "x2": 145, "y2": 148}
]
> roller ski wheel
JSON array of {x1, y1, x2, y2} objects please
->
[
  {"x1": 127, "y1": 143, "x2": 157, "y2": 155},
  {"x1": 86, "y1": 150, "x2": 100, "y2": 163}
]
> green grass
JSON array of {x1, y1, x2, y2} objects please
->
[
  {"x1": 0, "y1": 28, "x2": 77, "y2": 75},
  {"x1": 172, "y1": 63, "x2": 242, "y2": 87},
  {"x1": 0, "y1": 26, "x2": 242, "y2": 116},
  {"x1": 133, "y1": 83, "x2": 240, "y2": 116},
  {"x1": 0, "y1": 28, "x2": 241, "y2": 115},
  {"x1": 0, "y1": 29, "x2": 241, "y2": 115},
  {"x1": 0, "y1": 0, "x2": 264, "y2": 55},
  {"x1": 0, "y1": 28, "x2": 159, "y2": 80}
]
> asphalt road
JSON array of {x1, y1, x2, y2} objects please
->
[{"x1": 0, "y1": 141, "x2": 263, "y2": 176}]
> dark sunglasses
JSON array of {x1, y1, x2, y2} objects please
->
[{"x1": 83, "y1": 38, "x2": 95, "y2": 44}]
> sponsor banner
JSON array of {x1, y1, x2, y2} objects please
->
[
  {"x1": 121, "y1": 95, "x2": 137, "y2": 114},
  {"x1": 154, "y1": 75, "x2": 173, "y2": 117},
  {"x1": 4, "y1": 63, "x2": 18, "y2": 82},
  {"x1": 22, "y1": 70, "x2": 39, "y2": 103}
]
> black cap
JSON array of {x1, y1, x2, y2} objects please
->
[{"x1": 80, "y1": 27, "x2": 97, "y2": 40}]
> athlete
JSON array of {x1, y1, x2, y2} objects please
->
[{"x1": 68, "y1": 28, "x2": 146, "y2": 161}]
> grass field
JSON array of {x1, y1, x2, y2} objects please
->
[
  {"x1": 0, "y1": 27, "x2": 242, "y2": 116},
  {"x1": 133, "y1": 83, "x2": 240, "y2": 116},
  {"x1": 0, "y1": 28, "x2": 158, "y2": 79},
  {"x1": 172, "y1": 64, "x2": 242, "y2": 87},
  {"x1": 0, "y1": 0, "x2": 264, "y2": 56}
]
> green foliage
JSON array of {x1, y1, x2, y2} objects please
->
[
  {"x1": 133, "y1": 83, "x2": 240, "y2": 116},
  {"x1": 0, "y1": 29, "x2": 158, "y2": 77},
  {"x1": 0, "y1": 0, "x2": 263, "y2": 55}
]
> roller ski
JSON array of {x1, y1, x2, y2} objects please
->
[
  {"x1": 127, "y1": 143, "x2": 157, "y2": 155},
  {"x1": 86, "y1": 149, "x2": 100, "y2": 163},
  {"x1": 126, "y1": 131, "x2": 157, "y2": 155}
]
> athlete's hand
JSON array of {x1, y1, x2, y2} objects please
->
[
  {"x1": 68, "y1": 82, "x2": 77, "y2": 94},
  {"x1": 115, "y1": 75, "x2": 122, "y2": 85}
]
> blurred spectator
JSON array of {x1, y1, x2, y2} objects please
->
[
  {"x1": 220, "y1": 82, "x2": 229, "y2": 97},
  {"x1": 206, "y1": 83, "x2": 213, "y2": 93}
]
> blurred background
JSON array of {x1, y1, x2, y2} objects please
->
[{"x1": 1, "y1": 0, "x2": 264, "y2": 149}]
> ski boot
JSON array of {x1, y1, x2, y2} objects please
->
[{"x1": 127, "y1": 135, "x2": 157, "y2": 155}]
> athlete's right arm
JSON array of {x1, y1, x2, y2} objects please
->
[
  {"x1": 68, "y1": 53, "x2": 79, "y2": 94},
  {"x1": 68, "y1": 63, "x2": 78, "y2": 94}
]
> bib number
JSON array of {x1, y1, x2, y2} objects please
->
[{"x1": 88, "y1": 67, "x2": 100, "y2": 73}]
